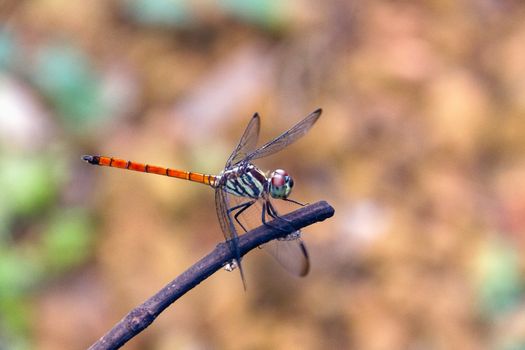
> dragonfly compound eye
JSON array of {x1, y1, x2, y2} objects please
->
[
  {"x1": 271, "y1": 172, "x2": 286, "y2": 187},
  {"x1": 270, "y1": 170, "x2": 293, "y2": 199}
]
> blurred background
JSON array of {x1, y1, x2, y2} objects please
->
[{"x1": 1, "y1": 1, "x2": 525, "y2": 349}]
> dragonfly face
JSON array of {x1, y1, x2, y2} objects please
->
[{"x1": 268, "y1": 169, "x2": 294, "y2": 199}]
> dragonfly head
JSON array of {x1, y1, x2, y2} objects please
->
[{"x1": 269, "y1": 169, "x2": 294, "y2": 199}]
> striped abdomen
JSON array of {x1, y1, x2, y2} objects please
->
[
  {"x1": 220, "y1": 164, "x2": 267, "y2": 198},
  {"x1": 82, "y1": 155, "x2": 217, "y2": 187}
]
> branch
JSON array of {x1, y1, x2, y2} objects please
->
[{"x1": 88, "y1": 201, "x2": 335, "y2": 350}]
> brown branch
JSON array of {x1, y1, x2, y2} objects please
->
[{"x1": 88, "y1": 201, "x2": 335, "y2": 350}]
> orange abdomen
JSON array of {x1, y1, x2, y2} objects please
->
[{"x1": 82, "y1": 155, "x2": 217, "y2": 187}]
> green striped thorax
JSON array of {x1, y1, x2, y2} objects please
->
[
  {"x1": 217, "y1": 164, "x2": 294, "y2": 200},
  {"x1": 269, "y1": 169, "x2": 294, "y2": 199}
]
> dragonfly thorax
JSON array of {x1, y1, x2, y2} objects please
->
[
  {"x1": 269, "y1": 169, "x2": 294, "y2": 199},
  {"x1": 219, "y1": 163, "x2": 267, "y2": 199}
]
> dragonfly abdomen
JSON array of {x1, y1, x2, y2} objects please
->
[
  {"x1": 82, "y1": 155, "x2": 217, "y2": 186},
  {"x1": 220, "y1": 164, "x2": 266, "y2": 198}
]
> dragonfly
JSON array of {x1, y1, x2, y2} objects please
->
[{"x1": 82, "y1": 108, "x2": 322, "y2": 288}]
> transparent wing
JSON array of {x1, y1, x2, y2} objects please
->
[
  {"x1": 262, "y1": 200, "x2": 309, "y2": 276},
  {"x1": 215, "y1": 188, "x2": 234, "y2": 241},
  {"x1": 262, "y1": 238, "x2": 310, "y2": 277},
  {"x1": 245, "y1": 108, "x2": 321, "y2": 162},
  {"x1": 228, "y1": 195, "x2": 310, "y2": 277},
  {"x1": 225, "y1": 113, "x2": 260, "y2": 168},
  {"x1": 215, "y1": 188, "x2": 247, "y2": 288}
]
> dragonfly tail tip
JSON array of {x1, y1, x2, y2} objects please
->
[{"x1": 82, "y1": 155, "x2": 100, "y2": 165}]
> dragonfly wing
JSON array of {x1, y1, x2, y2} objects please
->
[
  {"x1": 261, "y1": 238, "x2": 310, "y2": 277},
  {"x1": 225, "y1": 113, "x2": 260, "y2": 168},
  {"x1": 246, "y1": 108, "x2": 321, "y2": 162},
  {"x1": 231, "y1": 197, "x2": 310, "y2": 276},
  {"x1": 215, "y1": 188, "x2": 248, "y2": 288},
  {"x1": 215, "y1": 188, "x2": 235, "y2": 241}
]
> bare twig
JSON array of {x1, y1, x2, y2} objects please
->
[{"x1": 88, "y1": 201, "x2": 335, "y2": 350}]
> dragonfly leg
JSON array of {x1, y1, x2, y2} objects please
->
[
  {"x1": 261, "y1": 200, "x2": 297, "y2": 234},
  {"x1": 267, "y1": 201, "x2": 293, "y2": 224},
  {"x1": 228, "y1": 200, "x2": 256, "y2": 233},
  {"x1": 267, "y1": 202, "x2": 304, "y2": 242},
  {"x1": 283, "y1": 198, "x2": 308, "y2": 207}
]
